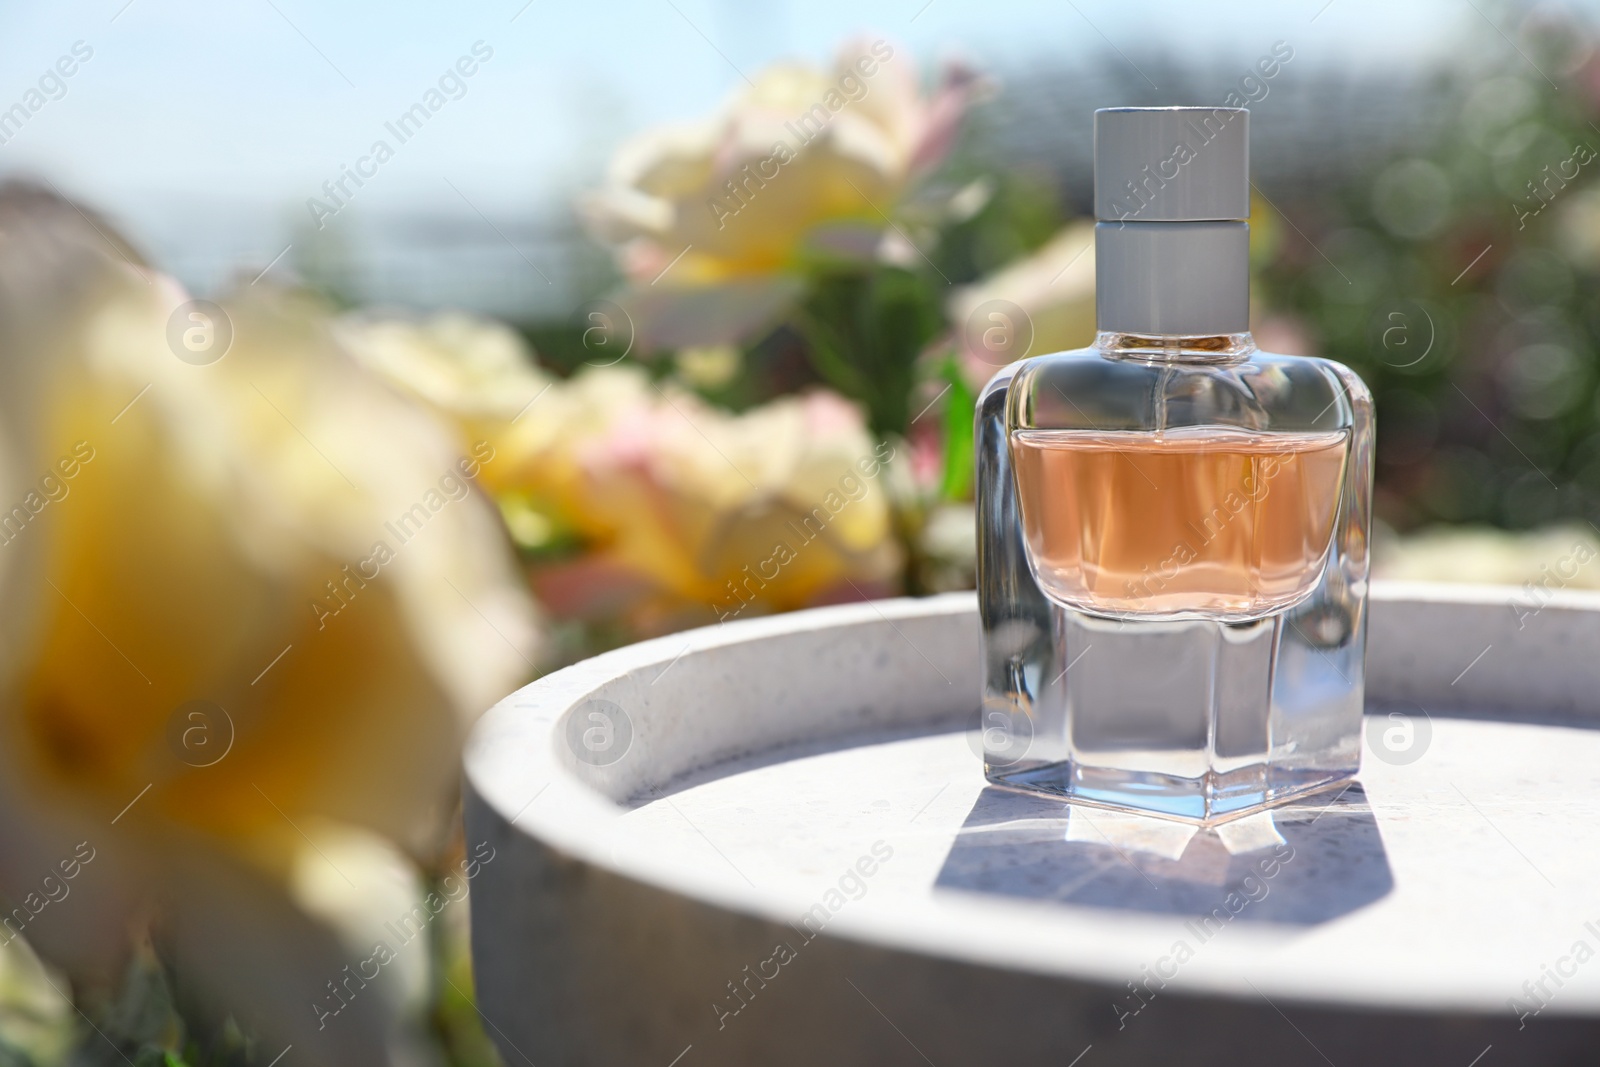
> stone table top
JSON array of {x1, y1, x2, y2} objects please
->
[{"x1": 464, "y1": 584, "x2": 1600, "y2": 1065}]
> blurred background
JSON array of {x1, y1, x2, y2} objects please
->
[{"x1": 2, "y1": 0, "x2": 1599, "y2": 1063}]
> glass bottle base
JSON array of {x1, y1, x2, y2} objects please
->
[
  {"x1": 987, "y1": 760, "x2": 1357, "y2": 826},
  {"x1": 979, "y1": 603, "x2": 1364, "y2": 827}
]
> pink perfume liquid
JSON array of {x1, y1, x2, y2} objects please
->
[{"x1": 1010, "y1": 427, "x2": 1349, "y2": 617}]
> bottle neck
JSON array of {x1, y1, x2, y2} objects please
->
[
  {"x1": 1094, "y1": 331, "x2": 1256, "y2": 365},
  {"x1": 1095, "y1": 220, "x2": 1249, "y2": 337}
]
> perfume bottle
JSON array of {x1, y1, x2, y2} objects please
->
[{"x1": 976, "y1": 107, "x2": 1374, "y2": 824}]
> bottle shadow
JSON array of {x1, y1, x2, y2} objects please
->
[{"x1": 935, "y1": 783, "x2": 1392, "y2": 926}]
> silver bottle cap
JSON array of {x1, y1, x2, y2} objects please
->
[{"x1": 1094, "y1": 107, "x2": 1250, "y2": 223}]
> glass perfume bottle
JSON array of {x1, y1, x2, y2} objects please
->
[{"x1": 976, "y1": 107, "x2": 1374, "y2": 824}]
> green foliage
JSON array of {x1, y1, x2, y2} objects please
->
[
  {"x1": 1256, "y1": 28, "x2": 1600, "y2": 530},
  {"x1": 794, "y1": 262, "x2": 946, "y2": 440},
  {"x1": 48, "y1": 897, "x2": 507, "y2": 1067},
  {"x1": 932, "y1": 167, "x2": 1064, "y2": 285}
]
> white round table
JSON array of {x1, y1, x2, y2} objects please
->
[{"x1": 465, "y1": 583, "x2": 1600, "y2": 1065}]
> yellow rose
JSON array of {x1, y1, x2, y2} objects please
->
[
  {"x1": 568, "y1": 382, "x2": 902, "y2": 629},
  {"x1": 340, "y1": 315, "x2": 901, "y2": 634},
  {"x1": 0, "y1": 185, "x2": 538, "y2": 1064},
  {"x1": 948, "y1": 219, "x2": 1097, "y2": 386},
  {"x1": 335, "y1": 309, "x2": 556, "y2": 496},
  {"x1": 338, "y1": 312, "x2": 650, "y2": 537},
  {"x1": 584, "y1": 38, "x2": 980, "y2": 349}
]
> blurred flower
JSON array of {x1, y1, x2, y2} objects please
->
[
  {"x1": 336, "y1": 309, "x2": 553, "y2": 494},
  {"x1": 0, "y1": 185, "x2": 538, "y2": 1064},
  {"x1": 335, "y1": 310, "x2": 547, "y2": 430},
  {"x1": 1374, "y1": 523, "x2": 1600, "y2": 587},
  {"x1": 1555, "y1": 184, "x2": 1600, "y2": 270},
  {"x1": 916, "y1": 501, "x2": 977, "y2": 593},
  {"x1": 583, "y1": 37, "x2": 980, "y2": 350},
  {"x1": 1245, "y1": 190, "x2": 1287, "y2": 268},
  {"x1": 0, "y1": 937, "x2": 72, "y2": 1065},
  {"x1": 341, "y1": 312, "x2": 648, "y2": 536},
  {"x1": 341, "y1": 314, "x2": 901, "y2": 634},
  {"x1": 673, "y1": 344, "x2": 743, "y2": 390},
  {"x1": 561, "y1": 382, "x2": 902, "y2": 630},
  {"x1": 947, "y1": 219, "x2": 1095, "y2": 387}
]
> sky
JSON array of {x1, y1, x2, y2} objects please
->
[{"x1": 0, "y1": 0, "x2": 1570, "y2": 306}]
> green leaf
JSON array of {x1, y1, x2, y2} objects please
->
[{"x1": 937, "y1": 355, "x2": 976, "y2": 501}]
